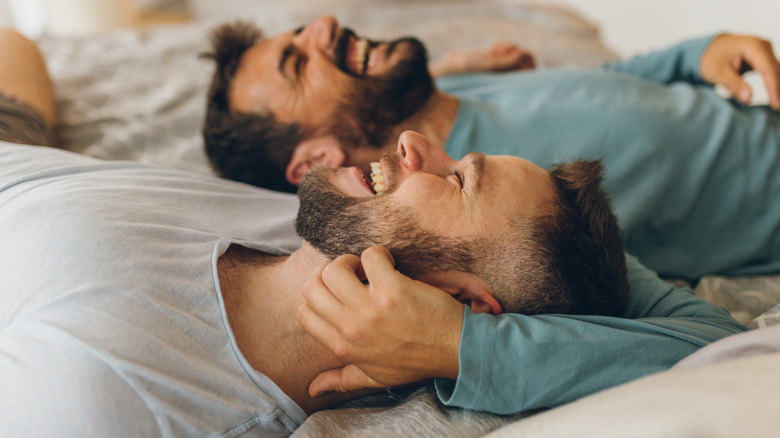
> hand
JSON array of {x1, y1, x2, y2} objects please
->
[
  {"x1": 430, "y1": 42, "x2": 536, "y2": 77},
  {"x1": 296, "y1": 246, "x2": 464, "y2": 397},
  {"x1": 700, "y1": 34, "x2": 780, "y2": 110}
]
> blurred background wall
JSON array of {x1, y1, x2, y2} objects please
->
[{"x1": 0, "y1": 0, "x2": 778, "y2": 57}]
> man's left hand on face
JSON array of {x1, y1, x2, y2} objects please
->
[
  {"x1": 700, "y1": 34, "x2": 780, "y2": 110},
  {"x1": 296, "y1": 246, "x2": 464, "y2": 398}
]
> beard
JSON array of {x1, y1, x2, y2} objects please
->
[
  {"x1": 324, "y1": 32, "x2": 435, "y2": 149},
  {"x1": 295, "y1": 159, "x2": 481, "y2": 280}
]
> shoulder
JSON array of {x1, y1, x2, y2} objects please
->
[{"x1": 0, "y1": 325, "x2": 161, "y2": 437}]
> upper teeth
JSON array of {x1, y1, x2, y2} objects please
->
[
  {"x1": 370, "y1": 162, "x2": 385, "y2": 193},
  {"x1": 355, "y1": 38, "x2": 371, "y2": 75}
]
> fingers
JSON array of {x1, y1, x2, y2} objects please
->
[
  {"x1": 703, "y1": 34, "x2": 780, "y2": 109},
  {"x1": 297, "y1": 259, "x2": 362, "y2": 350},
  {"x1": 308, "y1": 364, "x2": 384, "y2": 398},
  {"x1": 296, "y1": 300, "x2": 343, "y2": 352},
  {"x1": 718, "y1": 64, "x2": 753, "y2": 104},
  {"x1": 316, "y1": 253, "x2": 367, "y2": 304},
  {"x1": 359, "y1": 245, "x2": 399, "y2": 287},
  {"x1": 745, "y1": 40, "x2": 780, "y2": 109},
  {"x1": 489, "y1": 42, "x2": 536, "y2": 71},
  {"x1": 297, "y1": 246, "x2": 399, "y2": 353},
  {"x1": 430, "y1": 43, "x2": 536, "y2": 77}
]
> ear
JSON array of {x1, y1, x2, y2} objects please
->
[
  {"x1": 285, "y1": 135, "x2": 346, "y2": 185},
  {"x1": 421, "y1": 271, "x2": 502, "y2": 315}
]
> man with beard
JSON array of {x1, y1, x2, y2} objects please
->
[
  {"x1": 0, "y1": 29, "x2": 743, "y2": 434},
  {"x1": 202, "y1": 18, "x2": 534, "y2": 193},
  {"x1": 202, "y1": 15, "x2": 780, "y2": 283}
]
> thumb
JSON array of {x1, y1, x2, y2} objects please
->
[
  {"x1": 718, "y1": 67, "x2": 753, "y2": 103},
  {"x1": 308, "y1": 364, "x2": 385, "y2": 398}
]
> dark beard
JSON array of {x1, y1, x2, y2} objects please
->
[
  {"x1": 326, "y1": 36, "x2": 435, "y2": 149},
  {"x1": 295, "y1": 165, "x2": 481, "y2": 280},
  {"x1": 295, "y1": 166, "x2": 392, "y2": 258}
]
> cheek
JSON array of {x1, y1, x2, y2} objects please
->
[{"x1": 393, "y1": 185, "x2": 470, "y2": 237}]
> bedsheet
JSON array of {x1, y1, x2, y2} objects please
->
[{"x1": 33, "y1": 1, "x2": 780, "y2": 436}]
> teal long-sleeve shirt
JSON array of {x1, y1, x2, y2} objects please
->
[
  {"x1": 435, "y1": 254, "x2": 746, "y2": 414},
  {"x1": 438, "y1": 35, "x2": 780, "y2": 281},
  {"x1": 432, "y1": 36, "x2": 762, "y2": 414}
]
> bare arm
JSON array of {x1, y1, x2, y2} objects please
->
[
  {"x1": 430, "y1": 42, "x2": 536, "y2": 77},
  {"x1": 0, "y1": 28, "x2": 56, "y2": 127}
]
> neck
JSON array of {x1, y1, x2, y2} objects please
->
[
  {"x1": 218, "y1": 243, "x2": 376, "y2": 414},
  {"x1": 383, "y1": 90, "x2": 458, "y2": 151}
]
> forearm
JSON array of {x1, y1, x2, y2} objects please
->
[
  {"x1": 436, "y1": 254, "x2": 747, "y2": 414},
  {"x1": 600, "y1": 34, "x2": 718, "y2": 85},
  {"x1": 430, "y1": 44, "x2": 535, "y2": 77},
  {"x1": 0, "y1": 28, "x2": 56, "y2": 127},
  {"x1": 436, "y1": 306, "x2": 745, "y2": 414}
]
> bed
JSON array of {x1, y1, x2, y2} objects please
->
[{"x1": 35, "y1": 0, "x2": 780, "y2": 436}]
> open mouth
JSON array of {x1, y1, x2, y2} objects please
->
[
  {"x1": 338, "y1": 30, "x2": 379, "y2": 77},
  {"x1": 333, "y1": 162, "x2": 388, "y2": 197},
  {"x1": 345, "y1": 37, "x2": 377, "y2": 76}
]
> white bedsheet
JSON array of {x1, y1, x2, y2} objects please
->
[{"x1": 33, "y1": 1, "x2": 780, "y2": 436}]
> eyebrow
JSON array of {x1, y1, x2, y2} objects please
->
[{"x1": 466, "y1": 152, "x2": 486, "y2": 195}]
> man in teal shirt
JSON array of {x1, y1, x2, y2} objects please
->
[
  {"x1": 199, "y1": 17, "x2": 766, "y2": 414},
  {"x1": 203, "y1": 17, "x2": 780, "y2": 281},
  {"x1": 295, "y1": 132, "x2": 745, "y2": 415},
  {"x1": 0, "y1": 26, "x2": 747, "y2": 427},
  {"x1": 436, "y1": 35, "x2": 779, "y2": 280}
]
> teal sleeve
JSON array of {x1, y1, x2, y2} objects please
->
[
  {"x1": 600, "y1": 35, "x2": 719, "y2": 85},
  {"x1": 434, "y1": 254, "x2": 747, "y2": 414}
]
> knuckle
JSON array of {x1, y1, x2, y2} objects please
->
[
  {"x1": 374, "y1": 293, "x2": 400, "y2": 311},
  {"x1": 340, "y1": 324, "x2": 364, "y2": 344},
  {"x1": 331, "y1": 340, "x2": 353, "y2": 359},
  {"x1": 320, "y1": 260, "x2": 340, "y2": 282}
]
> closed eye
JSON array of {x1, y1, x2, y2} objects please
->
[
  {"x1": 294, "y1": 53, "x2": 307, "y2": 77},
  {"x1": 279, "y1": 45, "x2": 307, "y2": 82},
  {"x1": 454, "y1": 170, "x2": 464, "y2": 188}
]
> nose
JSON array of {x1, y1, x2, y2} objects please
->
[
  {"x1": 396, "y1": 131, "x2": 455, "y2": 175},
  {"x1": 296, "y1": 15, "x2": 338, "y2": 51}
]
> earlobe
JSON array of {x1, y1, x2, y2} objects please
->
[
  {"x1": 285, "y1": 136, "x2": 346, "y2": 185},
  {"x1": 420, "y1": 271, "x2": 503, "y2": 316},
  {"x1": 468, "y1": 294, "x2": 501, "y2": 315},
  {"x1": 286, "y1": 157, "x2": 310, "y2": 185}
]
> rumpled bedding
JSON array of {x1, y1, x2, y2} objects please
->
[{"x1": 34, "y1": 0, "x2": 780, "y2": 436}]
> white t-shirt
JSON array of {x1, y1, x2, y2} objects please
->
[{"x1": 0, "y1": 143, "x2": 307, "y2": 437}]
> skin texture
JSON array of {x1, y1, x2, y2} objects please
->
[
  {"x1": 0, "y1": 28, "x2": 56, "y2": 127},
  {"x1": 700, "y1": 34, "x2": 780, "y2": 110},
  {"x1": 287, "y1": 31, "x2": 780, "y2": 397},
  {"x1": 230, "y1": 22, "x2": 780, "y2": 187},
  {"x1": 224, "y1": 131, "x2": 558, "y2": 410},
  {"x1": 228, "y1": 15, "x2": 533, "y2": 185},
  {"x1": 296, "y1": 131, "x2": 556, "y2": 396}
]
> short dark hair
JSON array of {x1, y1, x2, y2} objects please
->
[
  {"x1": 200, "y1": 21, "x2": 301, "y2": 193},
  {"x1": 490, "y1": 159, "x2": 629, "y2": 316}
]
